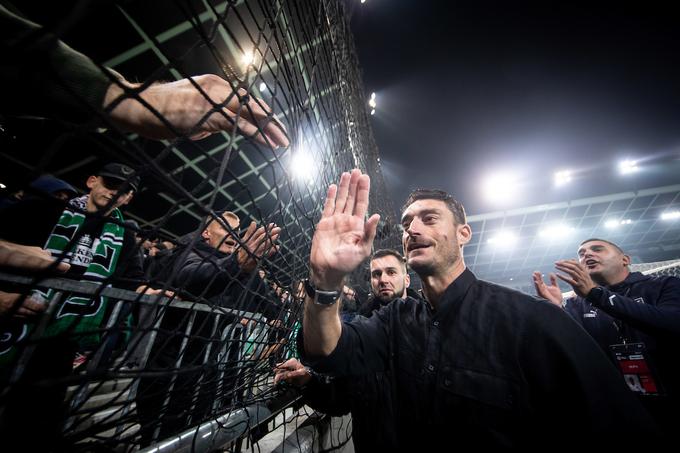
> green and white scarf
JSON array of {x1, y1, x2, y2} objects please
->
[{"x1": 0, "y1": 195, "x2": 125, "y2": 365}]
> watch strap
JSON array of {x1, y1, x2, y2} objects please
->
[{"x1": 304, "y1": 279, "x2": 341, "y2": 305}]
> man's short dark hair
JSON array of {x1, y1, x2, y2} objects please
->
[
  {"x1": 402, "y1": 189, "x2": 466, "y2": 225},
  {"x1": 579, "y1": 238, "x2": 626, "y2": 255},
  {"x1": 371, "y1": 249, "x2": 407, "y2": 271}
]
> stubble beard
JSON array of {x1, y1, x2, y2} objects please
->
[
  {"x1": 374, "y1": 284, "x2": 403, "y2": 303},
  {"x1": 410, "y1": 245, "x2": 460, "y2": 279}
]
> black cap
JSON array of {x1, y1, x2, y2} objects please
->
[{"x1": 97, "y1": 163, "x2": 141, "y2": 192}]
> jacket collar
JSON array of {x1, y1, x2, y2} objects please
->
[
  {"x1": 609, "y1": 271, "x2": 647, "y2": 291},
  {"x1": 422, "y1": 267, "x2": 477, "y2": 315}
]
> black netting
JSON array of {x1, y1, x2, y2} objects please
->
[{"x1": 0, "y1": 0, "x2": 397, "y2": 450}]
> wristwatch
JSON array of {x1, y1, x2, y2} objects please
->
[{"x1": 304, "y1": 279, "x2": 341, "y2": 306}]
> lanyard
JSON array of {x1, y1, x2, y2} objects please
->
[{"x1": 610, "y1": 287, "x2": 631, "y2": 344}]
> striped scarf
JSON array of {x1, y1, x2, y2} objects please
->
[{"x1": 0, "y1": 195, "x2": 125, "y2": 366}]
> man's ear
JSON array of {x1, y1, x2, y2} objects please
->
[
  {"x1": 457, "y1": 223, "x2": 472, "y2": 246},
  {"x1": 404, "y1": 273, "x2": 411, "y2": 288},
  {"x1": 622, "y1": 254, "x2": 631, "y2": 267},
  {"x1": 201, "y1": 228, "x2": 210, "y2": 242},
  {"x1": 85, "y1": 175, "x2": 98, "y2": 190}
]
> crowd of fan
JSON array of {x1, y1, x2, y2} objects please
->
[
  {"x1": 0, "y1": 165, "x2": 380, "y2": 449},
  {"x1": 0, "y1": 165, "x2": 293, "y2": 446}
]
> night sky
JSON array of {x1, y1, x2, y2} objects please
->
[
  {"x1": 6, "y1": 0, "x2": 680, "y2": 220},
  {"x1": 350, "y1": 1, "x2": 680, "y2": 216}
]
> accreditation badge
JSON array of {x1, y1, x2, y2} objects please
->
[{"x1": 609, "y1": 342, "x2": 664, "y2": 396}]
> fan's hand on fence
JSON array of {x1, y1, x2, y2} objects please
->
[
  {"x1": 310, "y1": 169, "x2": 380, "y2": 290},
  {"x1": 532, "y1": 271, "x2": 563, "y2": 307},
  {"x1": 135, "y1": 286, "x2": 176, "y2": 298},
  {"x1": 274, "y1": 358, "x2": 312, "y2": 386},
  {"x1": 237, "y1": 222, "x2": 281, "y2": 273},
  {"x1": 268, "y1": 319, "x2": 284, "y2": 329},
  {"x1": 105, "y1": 74, "x2": 289, "y2": 147},
  {"x1": 0, "y1": 291, "x2": 47, "y2": 319},
  {"x1": 0, "y1": 240, "x2": 70, "y2": 273}
]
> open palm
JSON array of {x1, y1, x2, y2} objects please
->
[
  {"x1": 532, "y1": 271, "x2": 564, "y2": 307},
  {"x1": 310, "y1": 170, "x2": 380, "y2": 289}
]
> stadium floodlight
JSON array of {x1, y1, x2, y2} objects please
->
[
  {"x1": 554, "y1": 170, "x2": 571, "y2": 186},
  {"x1": 539, "y1": 224, "x2": 574, "y2": 238},
  {"x1": 0, "y1": 183, "x2": 5, "y2": 189},
  {"x1": 368, "y1": 92, "x2": 377, "y2": 109},
  {"x1": 487, "y1": 231, "x2": 518, "y2": 249},
  {"x1": 660, "y1": 211, "x2": 680, "y2": 221},
  {"x1": 604, "y1": 218, "x2": 633, "y2": 229},
  {"x1": 619, "y1": 159, "x2": 638, "y2": 175},
  {"x1": 259, "y1": 82, "x2": 267, "y2": 92},
  {"x1": 370, "y1": 109, "x2": 375, "y2": 115},
  {"x1": 361, "y1": 0, "x2": 366, "y2": 3},
  {"x1": 604, "y1": 219, "x2": 618, "y2": 229},
  {"x1": 483, "y1": 172, "x2": 519, "y2": 204},
  {"x1": 241, "y1": 50, "x2": 256, "y2": 67},
  {"x1": 291, "y1": 146, "x2": 315, "y2": 183}
]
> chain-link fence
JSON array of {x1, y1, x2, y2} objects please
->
[{"x1": 0, "y1": 0, "x2": 397, "y2": 450}]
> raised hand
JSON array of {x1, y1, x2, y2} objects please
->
[
  {"x1": 309, "y1": 169, "x2": 380, "y2": 290},
  {"x1": 237, "y1": 221, "x2": 282, "y2": 272},
  {"x1": 532, "y1": 271, "x2": 564, "y2": 307}
]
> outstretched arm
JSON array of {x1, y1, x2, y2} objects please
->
[
  {"x1": 1, "y1": 5, "x2": 289, "y2": 146},
  {"x1": 103, "y1": 75, "x2": 289, "y2": 146},
  {"x1": 303, "y1": 169, "x2": 380, "y2": 357},
  {"x1": 0, "y1": 240, "x2": 70, "y2": 272}
]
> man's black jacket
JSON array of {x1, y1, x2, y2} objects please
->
[{"x1": 300, "y1": 269, "x2": 659, "y2": 450}]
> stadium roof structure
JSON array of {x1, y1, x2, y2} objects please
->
[
  {"x1": 0, "y1": 1, "x2": 400, "y2": 289},
  {"x1": 465, "y1": 184, "x2": 680, "y2": 294}
]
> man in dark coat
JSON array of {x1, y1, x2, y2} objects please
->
[
  {"x1": 298, "y1": 169, "x2": 659, "y2": 451},
  {"x1": 534, "y1": 237, "x2": 680, "y2": 435},
  {"x1": 137, "y1": 211, "x2": 281, "y2": 445}
]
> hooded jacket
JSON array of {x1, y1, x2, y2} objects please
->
[{"x1": 565, "y1": 271, "x2": 680, "y2": 399}]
